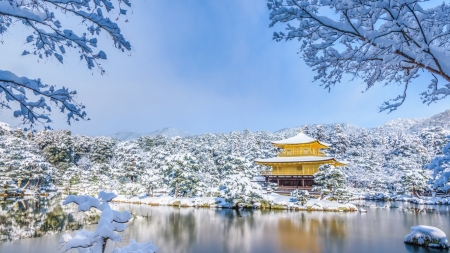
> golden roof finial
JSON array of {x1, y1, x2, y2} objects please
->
[{"x1": 300, "y1": 128, "x2": 303, "y2": 133}]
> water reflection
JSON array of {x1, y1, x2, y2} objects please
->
[
  {"x1": 0, "y1": 194, "x2": 99, "y2": 243},
  {"x1": 0, "y1": 200, "x2": 449, "y2": 253}
]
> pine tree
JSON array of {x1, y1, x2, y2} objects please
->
[
  {"x1": 330, "y1": 124, "x2": 350, "y2": 156},
  {"x1": 427, "y1": 138, "x2": 450, "y2": 192},
  {"x1": 314, "y1": 125, "x2": 328, "y2": 142},
  {"x1": 313, "y1": 164, "x2": 351, "y2": 201},
  {"x1": 303, "y1": 125, "x2": 310, "y2": 136},
  {"x1": 401, "y1": 169, "x2": 430, "y2": 198}
]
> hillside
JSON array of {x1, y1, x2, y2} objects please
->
[{"x1": 0, "y1": 109, "x2": 449, "y2": 198}]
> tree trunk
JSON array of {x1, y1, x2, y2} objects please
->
[
  {"x1": 23, "y1": 167, "x2": 34, "y2": 190},
  {"x1": 23, "y1": 179, "x2": 32, "y2": 190},
  {"x1": 36, "y1": 178, "x2": 41, "y2": 189},
  {"x1": 175, "y1": 181, "x2": 178, "y2": 198},
  {"x1": 413, "y1": 189, "x2": 421, "y2": 199},
  {"x1": 148, "y1": 186, "x2": 153, "y2": 197}
]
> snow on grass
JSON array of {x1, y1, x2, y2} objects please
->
[{"x1": 404, "y1": 225, "x2": 449, "y2": 248}]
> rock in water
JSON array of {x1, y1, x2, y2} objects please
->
[{"x1": 404, "y1": 225, "x2": 449, "y2": 248}]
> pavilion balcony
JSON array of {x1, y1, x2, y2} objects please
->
[
  {"x1": 260, "y1": 168, "x2": 318, "y2": 176},
  {"x1": 277, "y1": 151, "x2": 326, "y2": 157}
]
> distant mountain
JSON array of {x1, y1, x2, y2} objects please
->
[
  {"x1": 111, "y1": 131, "x2": 145, "y2": 141},
  {"x1": 111, "y1": 127, "x2": 192, "y2": 141},
  {"x1": 148, "y1": 127, "x2": 192, "y2": 138}
]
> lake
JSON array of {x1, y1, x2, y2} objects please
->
[{"x1": 1, "y1": 197, "x2": 449, "y2": 253}]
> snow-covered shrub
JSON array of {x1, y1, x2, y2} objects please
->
[
  {"x1": 60, "y1": 191, "x2": 157, "y2": 253},
  {"x1": 290, "y1": 189, "x2": 310, "y2": 205}
]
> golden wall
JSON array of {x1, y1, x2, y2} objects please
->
[{"x1": 262, "y1": 163, "x2": 322, "y2": 176}]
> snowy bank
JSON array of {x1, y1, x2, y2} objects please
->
[
  {"x1": 112, "y1": 195, "x2": 233, "y2": 208},
  {"x1": 404, "y1": 225, "x2": 449, "y2": 248},
  {"x1": 112, "y1": 193, "x2": 357, "y2": 212},
  {"x1": 351, "y1": 191, "x2": 450, "y2": 205}
]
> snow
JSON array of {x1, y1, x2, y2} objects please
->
[
  {"x1": 112, "y1": 193, "x2": 357, "y2": 212},
  {"x1": 268, "y1": 0, "x2": 450, "y2": 112},
  {"x1": 0, "y1": 2, "x2": 46, "y2": 22},
  {"x1": 112, "y1": 128, "x2": 192, "y2": 141},
  {"x1": 272, "y1": 132, "x2": 330, "y2": 146},
  {"x1": 1, "y1": 110, "x2": 450, "y2": 207},
  {"x1": 0, "y1": 0, "x2": 131, "y2": 128},
  {"x1": 113, "y1": 195, "x2": 232, "y2": 208},
  {"x1": 62, "y1": 192, "x2": 157, "y2": 253},
  {"x1": 255, "y1": 156, "x2": 341, "y2": 163},
  {"x1": 404, "y1": 225, "x2": 449, "y2": 248}
]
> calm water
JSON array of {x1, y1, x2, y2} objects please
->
[{"x1": 1, "y1": 198, "x2": 450, "y2": 253}]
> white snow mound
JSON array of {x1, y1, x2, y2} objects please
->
[{"x1": 404, "y1": 225, "x2": 449, "y2": 248}]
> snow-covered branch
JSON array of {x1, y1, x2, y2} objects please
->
[
  {"x1": 268, "y1": 0, "x2": 450, "y2": 111},
  {"x1": 0, "y1": 0, "x2": 132, "y2": 128},
  {"x1": 0, "y1": 70, "x2": 86, "y2": 128},
  {"x1": 61, "y1": 191, "x2": 157, "y2": 253}
]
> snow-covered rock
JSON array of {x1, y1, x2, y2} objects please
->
[{"x1": 404, "y1": 225, "x2": 449, "y2": 248}]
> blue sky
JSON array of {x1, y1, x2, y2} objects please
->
[{"x1": 0, "y1": 1, "x2": 448, "y2": 136}]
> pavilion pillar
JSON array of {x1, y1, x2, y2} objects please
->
[{"x1": 302, "y1": 177, "x2": 305, "y2": 188}]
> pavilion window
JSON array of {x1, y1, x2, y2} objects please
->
[
  {"x1": 304, "y1": 149, "x2": 308, "y2": 154},
  {"x1": 297, "y1": 166, "x2": 303, "y2": 170}
]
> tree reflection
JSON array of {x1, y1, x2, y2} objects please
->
[{"x1": 0, "y1": 194, "x2": 99, "y2": 243}]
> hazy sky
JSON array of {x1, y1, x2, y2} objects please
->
[{"x1": 0, "y1": 1, "x2": 448, "y2": 136}]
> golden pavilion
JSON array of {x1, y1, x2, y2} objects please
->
[{"x1": 255, "y1": 132, "x2": 346, "y2": 191}]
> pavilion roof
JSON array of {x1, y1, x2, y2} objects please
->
[
  {"x1": 255, "y1": 156, "x2": 344, "y2": 164},
  {"x1": 271, "y1": 132, "x2": 330, "y2": 147}
]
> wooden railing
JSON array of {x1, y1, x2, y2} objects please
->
[
  {"x1": 277, "y1": 151, "x2": 325, "y2": 157},
  {"x1": 260, "y1": 169, "x2": 317, "y2": 176}
]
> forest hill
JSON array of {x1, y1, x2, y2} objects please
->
[{"x1": 0, "y1": 110, "x2": 449, "y2": 201}]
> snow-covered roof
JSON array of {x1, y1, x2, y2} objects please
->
[
  {"x1": 272, "y1": 132, "x2": 330, "y2": 146},
  {"x1": 255, "y1": 156, "x2": 345, "y2": 164}
]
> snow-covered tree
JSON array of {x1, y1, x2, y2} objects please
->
[
  {"x1": 33, "y1": 130, "x2": 73, "y2": 170},
  {"x1": 303, "y1": 125, "x2": 310, "y2": 136},
  {"x1": 290, "y1": 189, "x2": 310, "y2": 205},
  {"x1": 0, "y1": 0, "x2": 132, "y2": 128},
  {"x1": 427, "y1": 138, "x2": 450, "y2": 192},
  {"x1": 314, "y1": 124, "x2": 328, "y2": 142},
  {"x1": 219, "y1": 174, "x2": 262, "y2": 205},
  {"x1": 268, "y1": 0, "x2": 450, "y2": 111},
  {"x1": 164, "y1": 154, "x2": 200, "y2": 198},
  {"x1": 313, "y1": 164, "x2": 350, "y2": 201},
  {"x1": 330, "y1": 124, "x2": 350, "y2": 156},
  {"x1": 420, "y1": 127, "x2": 449, "y2": 155},
  {"x1": 401, "y1": 169, "x2": 429, "y2": 197}
]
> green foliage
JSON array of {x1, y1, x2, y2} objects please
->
[
  {"x1": 313, "y1": 164, "x2": 352, "y2": 201},
  {"x1": 291, "y1": 189, "x2": 310, "y2": 205}
]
